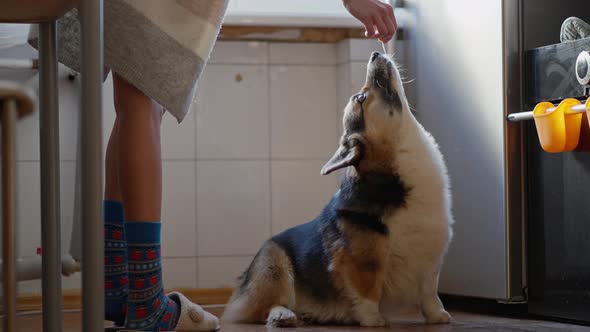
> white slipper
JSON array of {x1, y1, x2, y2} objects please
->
[
  {"x1": 111, "y1": 292, "x2": 220, "y2": 332},
  {"x1": 167, "y1": 292, "x2": 221, "y2": 331}
]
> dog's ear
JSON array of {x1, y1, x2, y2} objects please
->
[{"x1": 321, "y1": 137, "x2": 364, "y2": 175}]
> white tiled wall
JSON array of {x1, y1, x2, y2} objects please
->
[
  {"x1": 195, "y1": 160, "x2": 271, "y2": 257},
  {"x1": 4, "y1": 38, "x2": 405, "y2": 294},
  {"x1": 197, "y1": 256, "x2": 253, "y2": 289},
  {"x1": 161, "y1": 161, "x2": 197, "y2": 257},
  {"x1": 195, "y1": 65, "x2": 269, "y2": 160},
  {"x1": 271, "y1": 160, "x2": 338, "y2": 233},
  {"x1": 162, "y1": 258, "x2": 198, "y2": 289},
  {"x1": 270, "y1": 65, "x2": 338, "y2": 159}
]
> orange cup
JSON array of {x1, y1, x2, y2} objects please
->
[{"x1": 533, "y1": 98, "x2": 583, "y2": 153}]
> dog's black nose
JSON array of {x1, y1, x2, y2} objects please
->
[
  {"x1": 355, "y1": 93, "x2": 367, "y2": 103},
  {"x1": 371, "y1": 51, "x2": 381, "y2": 61}
]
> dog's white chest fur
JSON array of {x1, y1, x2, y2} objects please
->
[{"x1": 380, "y1": 111, "x2": 454, "y2": 317}]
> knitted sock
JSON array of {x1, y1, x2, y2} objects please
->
[
  {"x1": 125, "y1": 222, "x2": 179, "y2": 331},
  {"x1": 104, "y1": 200, "x2": 128, "y2": 326}
]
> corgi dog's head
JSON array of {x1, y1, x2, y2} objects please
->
[{"x1": 322, "y1": 52, "x2": 407, "y2": 176}]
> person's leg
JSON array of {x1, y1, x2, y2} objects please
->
[
  {"x1": 113, "y1": 74, "x2": 162, "y2": 221},
  {"x1": 105, "y1": 119, "x2": 122, "y2": 202},
  {"x1": 104, "y1": 119, "x2": 128, "y2": 326},
  {"x1": 112, "y1": 73, "x2": 179, "y2": 331}
]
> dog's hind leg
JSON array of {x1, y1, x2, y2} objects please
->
[{"x1": 222, "y1": 241, "x2": 297, "y2": 326}]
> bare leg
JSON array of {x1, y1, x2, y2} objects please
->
[
  {"x1": 111, "y1": 74, "x2": 219, "y2": 331},
  {"x1": 103, "y1": 113, "x2": 127, "y2": 326},
  {"x1": 111, "y1": 74, "x2": 178, "y2": 330},
  {"x1": 112, "y1": 73, "x2": 162, "y2": 221},
  {"x1": 104, "y1": 119, "x2": 122, "y2": 202}
]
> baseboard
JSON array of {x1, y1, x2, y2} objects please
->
[
  {"x1": 1, "y1": 288, "x2": 233, "y2": 313},
  {"x1": 219, "y1": 25, "x2": 405, "y2": 43},
  {"x1": 219, "y1": 25, "x2": 366, "y2": 42}
]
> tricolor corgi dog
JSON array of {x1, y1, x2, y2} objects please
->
[{"x1": 223, "y1": 52, "x2": 454, "y2": 327}]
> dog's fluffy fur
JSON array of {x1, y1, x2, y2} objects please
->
[{"x1": 223, "y1": 52, "x2": 454, "y2": 327}]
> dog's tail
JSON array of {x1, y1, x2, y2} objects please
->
[
  {"x1": 221, "y1": 268, "x2": 257, "y2": 323},
  {"x1": 222, "y1": 241, "x2": 295, "y2": 324}
]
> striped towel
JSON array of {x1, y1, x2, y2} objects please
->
[{"x1": 29, "y1": 0, "x2": 228, "y2": 123}]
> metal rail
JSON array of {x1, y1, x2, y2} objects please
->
[
  {"x1": 79, "y1": 0, "x2": 105, "y2": 331},
  {"x1": 38, "y1": 20, "x2": 63, "y2": 332},
  {"x1": 507, "y1": 103, "x2": 589, "y2": 122}
]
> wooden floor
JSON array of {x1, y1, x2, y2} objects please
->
[{"x1": 3, "y1": 307, "x2": 589, "y2": 332}]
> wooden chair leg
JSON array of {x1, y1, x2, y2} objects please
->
[{"x1": 2, "y1": 98, "x2": 18, "y2": 332}]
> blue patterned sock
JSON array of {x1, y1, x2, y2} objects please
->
[
  {"x1": 125, "y1": 222, "x2": 179, "y2": 331},
  {"x1": 104, "y1": 200, "x2": 128, "y2": 326}
]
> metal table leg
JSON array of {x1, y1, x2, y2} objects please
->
[
  {"x1": 38, "y1": 21, "x2": 63, "y2": 332},
  {"x1": 79, "y1": 1, "x2": 104, "y2": 331},
  {"x1": 2, "y1": 99, "x2": 18, "y2": 332}
]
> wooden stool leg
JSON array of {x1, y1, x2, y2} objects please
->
[{"x1": 2, "y1": 98, "x2": 18, "y2": 332}]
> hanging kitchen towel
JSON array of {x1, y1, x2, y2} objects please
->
[
  {"x1": 29, "y1": 0, "x2": 229, "y2": 124},
  {"x1": 560, "y1": 16, "x2": 590, "y2": 43}
]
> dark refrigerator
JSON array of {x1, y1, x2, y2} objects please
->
[{"x1": 523, "y1": 0, "x2": 590, "y2": 323}]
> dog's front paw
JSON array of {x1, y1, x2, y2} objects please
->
[
  {"x1": 425, "y1": 309, "x2": 451, "y2": 324},
  {"x1": 267, "y1": 306, "x2": 298, "y2": 328},
  {"x1": 359, "y1": 314, "x2": 387, "y2": 327}
]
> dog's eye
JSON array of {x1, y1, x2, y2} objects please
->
[{"x1": 375, "y1": 77, "x2": 386, "y2": 89}]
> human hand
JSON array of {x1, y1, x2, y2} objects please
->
[{"x1": 343, "y1": 0, "x2": 397, "y2": 43}]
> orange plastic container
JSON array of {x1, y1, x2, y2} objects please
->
[{"x1": 533, "y1": 98, "x2": 583, "y2": 153}]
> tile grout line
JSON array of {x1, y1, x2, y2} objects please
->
[
  {"x1": 198, "y1": 88, "x2": 199, "y2": 287},
  {"x1": 12, "y1": 157, "x2": 345, "y2": 162},
  {"x1": 190, "y1": 158, "x2": 329, "y2": 162},
  {"x1": 163, "y1": 254, "x2": 255, "y2": 259},
  {"x1": 208, "y1": 62, "x2": 340, "y2": 67},
  {"x1": 267, "y1": 43, "x2": 273, "y2": 238}
]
